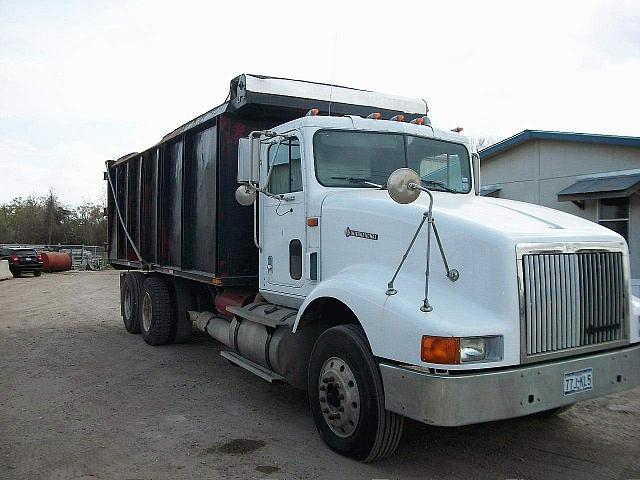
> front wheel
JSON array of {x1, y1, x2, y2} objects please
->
[{"x1": 308, "y1": 325, "x2": 404, "y2": 462}]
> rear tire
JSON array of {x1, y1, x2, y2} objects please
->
[
  {"x1": 308, "y1": 324, "x2": 404, "y2": 462},
  {"x1": 120, "y1": 273, "x2": 143, "y2": 333},
  {"x1": 141, "y1": 276, "x2": 172, "y2": 346},
  {"x1": 33, "y1": 271, "x2": 41, "y2": 277}
]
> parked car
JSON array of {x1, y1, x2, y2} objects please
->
[{"x1": 0, "y1": 247, "x2": 44, "y2": 277}]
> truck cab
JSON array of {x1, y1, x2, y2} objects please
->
[{"x1": 237, "y1": 111, "x2": 640, "y2": 453}]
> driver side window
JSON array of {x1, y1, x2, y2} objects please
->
[{"x1": 268, "y1": 138, "x2": 302, "y2": 195}]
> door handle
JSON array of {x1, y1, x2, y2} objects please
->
[{"x1": 267, "y1": 255, "x2": 273, "y2": 274}]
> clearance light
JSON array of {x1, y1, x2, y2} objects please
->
[
  {"x1": 411, "y1": 116, "x2": 431, "y2": 126},
  {"x1": 306, "y1": 108, "x2": 319, "y2": 116},
  {"x1": 367, "y1": 112, "x2": 382, "y2": 120},
  {"x1": 421, "y1": 335, "x2": 503, "y2": 364},
  {"x1": 390, "y1": 115, "x2": 405, "y2": 122},
  {"x1": 306, "y1": 217, "x2": 319, "y2": 227}
]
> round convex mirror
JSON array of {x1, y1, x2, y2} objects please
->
[
  {"x1": 235, "y1": 185, "x2": 257, "y2": 206},
  {"x1": 387, "y1": 168, "x2": 421, "y2": 204}
]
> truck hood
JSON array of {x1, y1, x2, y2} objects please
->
[
  {"x1": 316, "y1": 189, "x2": 627, "y2": 369},
  {"x1": 321, "y1": 189, "x2": 621, "y2": 241}
]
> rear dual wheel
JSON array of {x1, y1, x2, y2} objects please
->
[
  {"x1": 140, "y1": 276, "x2": 173, "y2": 346},
  {"x1": 120, "y1": 273, "x2": 143, "y2": 333},
  {"x1": 308, "y1": 325, "x2": 404, "y2": 462}
]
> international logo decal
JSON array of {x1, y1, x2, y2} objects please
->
[{"x1": 344, "y1": 227, "x2": 378, "y2": 240}]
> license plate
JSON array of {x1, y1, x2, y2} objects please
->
[
  {"x1": 25, "y1": 257, "x2": 31, "y2": 261},
  {"x1": 564, "y1": 368, "x2": 593, "y2": 396}
]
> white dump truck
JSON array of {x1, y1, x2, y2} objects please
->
[{"x1": 107, "y1": 74, "x2": 640, "y2": 461}]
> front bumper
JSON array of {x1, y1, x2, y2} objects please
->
[{"x1": 380, "y1": 344, "x2": 640, "y2": 427}]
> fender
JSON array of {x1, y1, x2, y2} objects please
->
[
  {"x1": 294, "y1": 263, "x2": 520, "y2": 368},
  {"x1": 294, "y1": 265, "x2": 389, "y2": 338}
]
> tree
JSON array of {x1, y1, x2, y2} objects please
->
[{"x1": 0, "y1": 191, "x2": 106, "y2": 246}]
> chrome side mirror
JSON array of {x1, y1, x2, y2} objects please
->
[
  {"x1": 472, "y1": 153, "x2": 481, "y2": 196},
  {"x1": 237, "y1": 135, "x2": 260, "y2": 184},
  {"x1": 387, "y1": 168, "x2": 421, "y2": 204}
]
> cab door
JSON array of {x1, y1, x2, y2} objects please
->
[{"x1": 260, "y1": 135, "x2": 306, "y2": 292}]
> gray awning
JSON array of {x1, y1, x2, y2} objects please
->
[
  {"x1": 557, "y1": 173, "x2": 640, "y2": 201},
  {"x1": 480, "y1": 185, "x2": 501, "y2": 197}
]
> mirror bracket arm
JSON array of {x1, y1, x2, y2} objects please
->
[{"x1": 385, "y1": 182, "x2": 460, "y2": 312}]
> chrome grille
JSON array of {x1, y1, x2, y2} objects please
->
[{"x1": 522, "y1": 251, "x2": 625, "y2": 357}]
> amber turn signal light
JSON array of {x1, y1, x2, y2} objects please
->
[
  {"x1": 306, "y1": 217, "x2": 319, "y2": 227},
  {"x1": 421, "y1": 336, "x2": 460, "y2": 364}
]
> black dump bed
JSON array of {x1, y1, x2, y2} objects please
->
[{"x1": 106, "y1": 74, "x2": 428, "y2": 286}]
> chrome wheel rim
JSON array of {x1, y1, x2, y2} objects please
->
[
  {"x1": 142, "y1": 292, "x2": 152, "y2": 332},
  {"x1": 318, "y1": 356, "x2": 360, "y2": 438}
]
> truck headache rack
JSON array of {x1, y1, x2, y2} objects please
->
[{"x1": 519, "y1": 246, "x2": 629, "y2": 362}]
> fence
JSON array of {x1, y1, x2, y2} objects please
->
[{"x1": 0, "y1": 244, "x2": 108, "y2": 271}]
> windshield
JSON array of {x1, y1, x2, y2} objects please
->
[{"x1": 314, "y1": 130, "x2": 471, "y2": 193}]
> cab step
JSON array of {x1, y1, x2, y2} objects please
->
[{"x1": 221, "y1": 350, "x2": 285, "y2": 383}]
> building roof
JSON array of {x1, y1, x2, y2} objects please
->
[
  {"x1": 557, "y1": 172, "x2": 640, "y2": 201},
  {"x1": 479, "y1": 130, "x2": 640, "y2": 160}
]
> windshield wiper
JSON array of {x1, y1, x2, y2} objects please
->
[
  {"x1": 420, "y1": 178, "x2": 457, "y2": 193},
  {"x1": 331, "y1": 176, "x2": 384, "y2": 188}
]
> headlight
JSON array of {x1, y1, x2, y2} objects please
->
[
  {"x1": 460, "y1": 336, "x2": 503, "y2": 363},
  {"x1": 421, "y1": 335, "x2": 503, "y2": 364}
]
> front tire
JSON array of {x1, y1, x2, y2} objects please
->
[
  {"x1": 141, "y1": 276, "x2": 172, "y2": 346},
  {"x1": 33, "y1": 271, "x2": 41, "y2": 277},
  {"x1": 308, "y1": 325, "x2": 404, "y2": 462}
]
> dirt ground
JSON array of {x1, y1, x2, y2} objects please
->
[{"x1": 0, "y1": 270, "x2": 639, "y2": 480}]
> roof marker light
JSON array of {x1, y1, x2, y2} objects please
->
[
  {"x1": 452, "y1": 127, "x2": 464, "y2": 133},
  {"x1": 390, "y1": 115, "x2": 405, "y2": 122},
  {"x1": 306, "y1": 108, "x2": 319, "y2": 116},
  {"x1": 411, "y1": 116, "x2": 431, "y2": 126},
  {"x1": 367, "y1": 112, "x2": 382, "y2": 120}
]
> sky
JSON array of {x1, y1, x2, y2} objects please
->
[{"x1": 1, "y1": 0, "x2": 639, "y2": 205}]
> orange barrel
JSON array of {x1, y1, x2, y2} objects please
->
[{"x1": 40, "y1": 251, "x2": 72, "y2": 272}]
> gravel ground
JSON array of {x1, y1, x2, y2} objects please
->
[{"x1": 0, "y1": 270, "x2": 639, "y2": 479}]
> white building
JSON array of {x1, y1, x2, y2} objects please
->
[{"x1": 479, "y1": 130, "x2": 640, "y2": 295}]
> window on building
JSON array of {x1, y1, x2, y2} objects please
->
[{"x1": 598, "y1": 197, "x2": 629, "y2": 241}]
